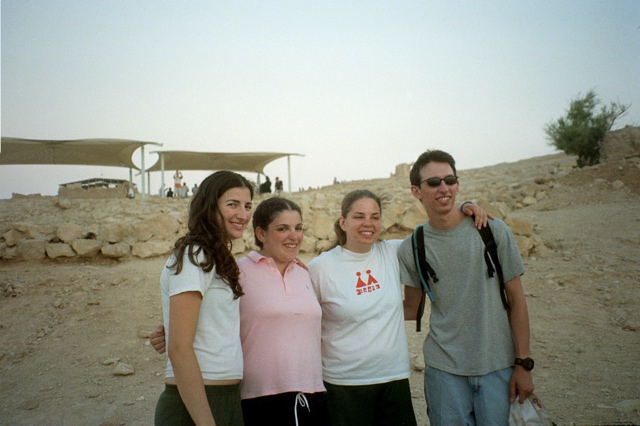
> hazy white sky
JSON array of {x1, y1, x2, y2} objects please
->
[{"x1": 1, "y1": 0, "x2": 639, "y2": 199}]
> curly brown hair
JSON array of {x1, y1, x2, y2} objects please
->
[{"x1": 168, "y1": 171, "x2": 253, "y2": 298}]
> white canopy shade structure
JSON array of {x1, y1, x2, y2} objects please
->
[
  {"x1": 148, "y1": 150, "x2": 303, "y2": 193},
  {"x1": 0, "y1": 137, "x2": 162, "y2": 195}
]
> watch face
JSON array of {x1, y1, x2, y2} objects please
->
[{"x1": 516, "y1": 358, "x2": 535, "y2": 371}]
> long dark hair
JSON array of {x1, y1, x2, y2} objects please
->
[
  {"x1": 252, "y1": 197, "x2": 303, "y2": 249},
  {"x1": 168, "y1": 171, "x2": 253, "y2": 298}
]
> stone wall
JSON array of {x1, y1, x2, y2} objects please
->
[
  {"x1": 0, "y1": 155, "x2": 576, "y2": 262},
  {"x1": 58, "y1": 184, "x2": 137, "y2": 199}
]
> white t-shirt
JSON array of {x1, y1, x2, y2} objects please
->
[
  {"x1": 308, "y1": 240, "x2": 411, "y2": 385},
  {"x1": 161, "y1": 249, "x2": 243, "y2": 381}
]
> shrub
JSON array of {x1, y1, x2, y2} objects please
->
[{"x1": 545, "y1": 90, "x2": 629, "y2": 167}]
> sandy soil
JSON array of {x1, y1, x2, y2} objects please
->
[{"x1": 1, "y1": 154, "x2": 639, "y2": 425}]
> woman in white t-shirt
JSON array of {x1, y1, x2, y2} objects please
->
[
  {"x1": 307, "y1": 189, "x2": 417, "y2": 426},
  {"x1": 155, "y1": 170, "x2": 253, "y2": 426},
  {"x1": 307, "y1": 189, "x2": 488, "y2": 426}
]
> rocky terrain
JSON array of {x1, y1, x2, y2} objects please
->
[{"x1": 0, "y1": 151, "x2": 639, "y2": 425}]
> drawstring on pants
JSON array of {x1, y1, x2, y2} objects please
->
[{"x1": 294, "y1": 392, "x2": 310, "y2": 426}]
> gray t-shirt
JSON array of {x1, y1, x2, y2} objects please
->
[{"x1": 398, "y1": 217, "x2": 525, "y2": 376}]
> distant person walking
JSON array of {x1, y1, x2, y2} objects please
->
[
  {"x1": 173, "y1": 170, "x2": 183, "y2": 199},
  {"x1": 181, "y1": 182, "x2": 190, "y2": 199},
  {"x1": 274, "y1": 177, "x2": 283, "y2": 196},
  {"x1": 192, "y1": 183, "x2": 199, "y2": 196}
]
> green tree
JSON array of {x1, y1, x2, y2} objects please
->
[{"x1": 544, "y1": 90, "x2": 629, "y2": 167}]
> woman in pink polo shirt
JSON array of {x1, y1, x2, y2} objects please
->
[{"x1": 238, "y1": 197, "x2": 327, "y2": 425}]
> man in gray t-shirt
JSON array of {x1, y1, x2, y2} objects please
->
[{"x1": 399, "y1": 150, "x2": 534, "y2": 425}]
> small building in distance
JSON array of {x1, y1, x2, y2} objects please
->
[{"x1": 58, "y1": 178, "x2": 137, "y2": 199}]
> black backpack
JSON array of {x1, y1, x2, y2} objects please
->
[{"x1": 410, "y1": 219, "x2": 509, "y2": 332}]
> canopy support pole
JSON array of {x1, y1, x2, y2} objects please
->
[
  {"x1": 287, "y1": 155, "x2": 292, "y2": 193},
  {"x1": 160, "y1": 154, "x2": 165, "y2": 195},
  {"x1": 140, "y1": 145, "x2": 146, "y2": 196}
]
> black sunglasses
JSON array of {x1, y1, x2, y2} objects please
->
[{"x1": 420, "y1": 175, "x2": 459, "y2": 187}]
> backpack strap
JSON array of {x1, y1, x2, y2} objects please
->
[
  {"x1": 477, "y1": 222, "x2": 510, "y2": 310},
  {"x1": 411, "y1": 225, "x2": 437, "y2": 332}
]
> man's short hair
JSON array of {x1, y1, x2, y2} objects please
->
[{"x1": 410, "y1": 150, "x2": 457, "y2": 186}]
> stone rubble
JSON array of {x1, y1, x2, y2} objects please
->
[{"x1": 1, "y1": 155, "x2": 583, "y2": 263}]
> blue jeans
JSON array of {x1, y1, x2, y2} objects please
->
[{"x1": 423, "y1": 366, "x2": 512, "y2": 426}]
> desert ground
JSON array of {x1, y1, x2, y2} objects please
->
[{"x1": 0, "y1": 153, "x2": 639, "y2": 425}]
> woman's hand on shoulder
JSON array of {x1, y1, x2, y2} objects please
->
[{"x1": 461, "y1": 202, "x2": 495, "y2": 229}]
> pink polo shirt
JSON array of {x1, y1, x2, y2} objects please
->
[{"x1": 238, "y1": 251, "x2": 325, "y2": 399}]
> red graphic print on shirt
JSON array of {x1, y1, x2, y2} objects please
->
[{"x1": 355, "y1": 270, "x2": 381, "y2": 295}]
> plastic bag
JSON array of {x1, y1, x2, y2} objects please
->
[{"x1": 509, "y1": 393, "x2": 553, "y2": 426}]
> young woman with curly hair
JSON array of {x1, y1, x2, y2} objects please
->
[{"x1": 155, "y1": 171, "x2": 253, "y2": 426}]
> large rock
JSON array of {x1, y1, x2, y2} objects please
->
[
  {"x1": 505, "y1": 217, "x2": 534, "y2": 237},
  {"x1": 309, "y1": 214, "x2": 336, "y2": 240},
  {"x1": 18, "y1": 240, "x2": 46, "y2": 260},
  {"x1": 3, "y1": 245, "x2": 18, "y2": 260},
  {"x1": 600, "y1": 125, "x2": 640, "y2": 163},
  {"x1": 231, "y1": 238, "x2": 246, "y2": 255},
  {"x1": 101, "y1": 242, "x2": 131, "y2": 258},
  {"x1": 477, "y1": 200, "x2": 508, "y2": 219},
  {"x1": 131, "y1": 241, "x2": 172, "y2": 258},
  {"x1": 382, "y1": 203, "x2": 407, "y2": 230},
  {"x1": 132, "y1": 213, "x2": 180, "y2": 242},
  {"x1": 46, "y1": 243, "x2": 76, "y2": 258},
  {"x1": 514, "y1": 235, "x2": 534, "y2": 259},
  {"x1": 315, "y1": 239, "x2": 335, "y2": 253},
  {"x1": 400, "y1": 204, "x2": 428, "y2": 230},
  {"x1": 56, "y1": 223, "x2": 86, "y2": 243},
  {"x1": 2, "y1": 229, "x2": 24, "y2": 247},
  {"x1": 300, "y1": 235, "x2": 318, "y2": 253},
  {"x1": 72, "y1": 239, "x2": 104, "y2": 257},
  {"x1": 98, "y1": 223, "x2": 132, "y2": 243},
  {"x1": 25, "y1": 224, "x2": 57, "y2": 240}
]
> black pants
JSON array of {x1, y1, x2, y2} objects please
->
[
  {"x1": 241, "y1": 391, "x2": 329, "y2": 426},
  {"x1": 324, "y1": 379, "x2": 417, "y2": 426},
  {"x1": 154, "y1": 383, "x2": 243, "y2": 426}
]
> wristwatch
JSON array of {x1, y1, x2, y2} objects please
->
[{"x1": 514, "y1": 357, "x2": 535, "y2": 371}]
